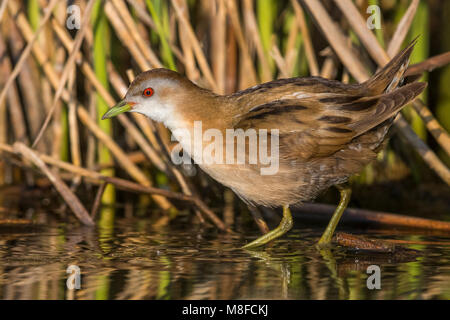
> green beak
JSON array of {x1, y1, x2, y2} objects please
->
[{"x1": 101, "y1": 100, "x2": 133, "y2": 120}]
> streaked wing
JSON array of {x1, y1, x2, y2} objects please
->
[{"x1": 232, "y1": 81, "x2": 426, "y2": 161}]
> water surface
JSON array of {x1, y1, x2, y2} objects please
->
[{"x1": 1, "y1": 217, "x2": 450, "y2": 300}]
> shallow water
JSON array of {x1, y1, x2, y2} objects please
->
[{"x1": 1, "y1": 217, "x2": 450, "y2": 300}]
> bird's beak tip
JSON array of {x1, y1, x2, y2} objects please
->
[{"x1": 101, "y1": 101, "x2": 133, "y2": 120}]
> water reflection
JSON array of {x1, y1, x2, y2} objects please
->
[{"x1": 0, "y1": 219, "x2": 450, "y2": 299}]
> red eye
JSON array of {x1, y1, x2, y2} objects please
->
[{"x1": 143, "y1": 87, "x2": 154, "y2": 97}]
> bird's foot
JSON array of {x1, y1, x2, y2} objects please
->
[{"x1": 242, "y1": 205, "x2": 293, "y2": 250}]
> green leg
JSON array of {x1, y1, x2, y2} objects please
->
[
  {"x1": 242, "y1": 205, "x2": 293, "y2": 250},
  {"x1": 318, "y1": 184, "x2": 352, "y2": 246}
]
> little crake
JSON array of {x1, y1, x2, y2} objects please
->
[{"x1": 103, "y1": 40, "x2": 426, "y2": 249}]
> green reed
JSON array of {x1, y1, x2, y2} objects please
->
[
  {"x1": 92, "y1": 1, "x2": 115, "y2": 226},
  {"x1": 146, "y1": 0, "x2": 176, "y2": 70}
]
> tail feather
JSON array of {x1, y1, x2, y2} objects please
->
[
  {"x1": 364, "y1": 37, "x2": 418, "y2": 95},
  {"x1": 350, "y1": 81, "x2": 427, "y2": 135}
]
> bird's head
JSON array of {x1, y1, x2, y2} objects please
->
[{"x1": 102, "y1": 68, "x2": 199, "y2": 128}]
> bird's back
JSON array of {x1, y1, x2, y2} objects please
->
[{"x1": 215, "y1": 40, "x2": 426, "y2": 207}]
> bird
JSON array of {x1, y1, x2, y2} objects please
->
[{"x1": 102, "y1": 40, "x2": 426, "y2": 249}]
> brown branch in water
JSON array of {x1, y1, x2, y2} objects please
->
[
  {"x1": 336, "y1": 233, "x2": 448, "y2": 253},
  {"x1": 295, "y1": 203, "x2": 450, "y2": 232},
  {"x1": 336, "y1": 233, "x2": 396, "y2": 252},
  {"x1": 13, "y1": 142, "x2": 94, "y2": 226}
]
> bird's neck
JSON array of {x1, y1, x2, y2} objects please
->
[
  {"x1": 161, "y1": 88, "x2": 235, "y2": 165},
  {"x1": 164, "y1": 89, "x2": 233, "y2": 133}
]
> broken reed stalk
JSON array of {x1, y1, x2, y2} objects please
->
[
  {"x1": 394, "y1": 116, "x2": 450, "y2": 186},
  {"x1": 13, "y1": 142, "x2": 94, "y2": 226}
]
